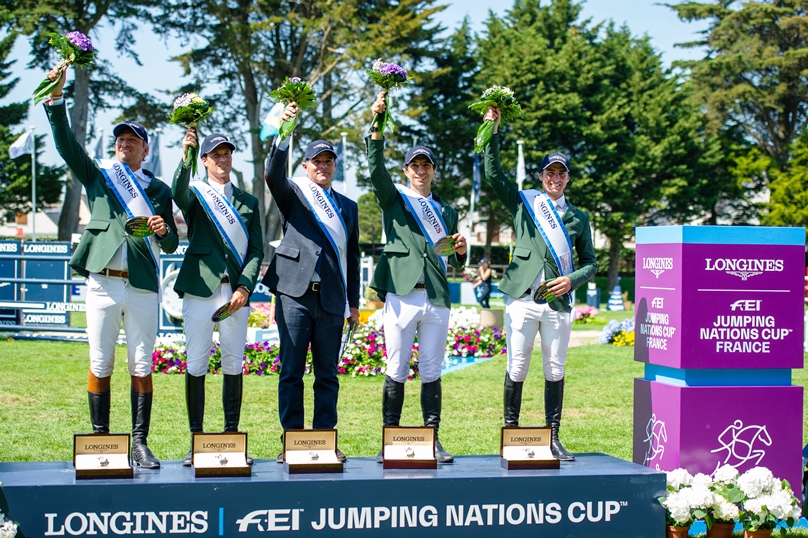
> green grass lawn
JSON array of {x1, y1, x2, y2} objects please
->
[{"x1": 2, "y1": 339, "x2": 807, "y2": 464}]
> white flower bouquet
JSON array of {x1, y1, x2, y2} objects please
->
[{"x1": 738, "y1": 467, "x2": 801, "y2": 532}]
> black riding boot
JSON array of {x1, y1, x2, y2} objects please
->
[
  {"x1": 223, "y1": 374, "x2": 252, "y2": 465},
  {"x1": 183, "y1": 373, "x2": 206, "y2": 466},
  {"x1": 421, "y1": 379, "x2": 453, "y2": 463},
  {"x1": 545, "y1": 378, "x2": 575, "y2": 461},
  {"x1": 131, "y1": 389, "x2": 160, "y2": 469},
  {"x1": 88, "y1": 391, "x2": 110, "y2": 434},
  {"x1": 503, "y1": 374, "x2": 523, "y2": 427},
  {"x1": 377, "y1": 376, "x2": 405, "y2": 463}
]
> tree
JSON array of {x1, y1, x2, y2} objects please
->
[
  {"x1": 762, "y1": 131, "x2": 808, "y2": 228},
  {"x1": 157, "y1": 0, "x2": 447, "y2": 259},
  {"x1": 3, "y1": 0, "x2": 164, "y2": 240},
  {"x1": 476, "y1": 0, "x2": 717, "y2": 290},
  {"x1": 0, "y1": 30, "x2": 63, "y2": 222},
  {"x1": 357, "y1": 192, "x2": 383, "y2": 251},
  {"x1": 668, "y1": 0, "x2": 808, "y2": 172}
]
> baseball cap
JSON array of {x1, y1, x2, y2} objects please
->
[
  {"x1": 403, "y1": 146, "x2": 435, "y2": 167},
  {"x1": 304, "y1": 140, "x2": 337, "y2": 161},
  {"x1": 480, "y1": 258, "x2": 489, "y2": 264},
  {"x1": 112, "y1": 121, "x2": 148, "y2": 144},
  {"x1": 200, "y1": 133, "x2": 236, "y2": 158},
  {"x1": 540, "y1": 151, "x2": 570, "y2": 172}
]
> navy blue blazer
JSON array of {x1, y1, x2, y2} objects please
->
[{"x1": 262, "y1": 144, "x2": 360, "y2": 317}]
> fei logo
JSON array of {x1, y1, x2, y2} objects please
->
[
  {"x1": 710, "y1": 419, "x2": 772, "y2": 474},
  {"x1": 730, "y1": 299, "x2": 761, "y2": 312},
  {"x1": 236, "y1": 509, "x2": 303, "y2": 532},
  {"x1": 641, "y1": 413, "x2": 667, "y2": 469}
]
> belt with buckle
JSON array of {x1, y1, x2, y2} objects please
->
[
  {"x1": 308, "y1": 282, "x2": 321, "y2": 292},
  {"x1": 98, "y1": 269, "x2": 129, "y2": 279},
  {"x1": 221, "y1": 275, "x2": 230, "y2": 284},
  {"x1": 414, "y1": 282, "x2": 426, "y2": 290}
]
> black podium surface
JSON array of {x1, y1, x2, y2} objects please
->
[{"x1": 0, "y1": 453, "x2": 665, "y2": 537}]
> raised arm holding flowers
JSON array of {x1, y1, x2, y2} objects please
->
[
  {"x1": 269, "y1": 77, "x2": 316, "y2": 140},
  {"x1": 168, "y1": 93, "x2": 215, "y2": 177},
  {"x1": 33, "y1": 31, "x2": 95, "y2": 105},
  {"x1": 367, "y1": 59, "x2": 410, "y2": 135},
  {"x1": 470, "y1": 86, "x2": 522, "y2": 153}
]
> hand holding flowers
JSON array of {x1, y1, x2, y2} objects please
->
[
  {"x1": 33, "y1": 31, "x2": 95, "y2": 105},
  {"x1": 269, "y1": 77, "x2": 316, "y2": 140},
  {"x1": 366, "y1": 59, "x2": 410, "y2": 134},
  {"x1": 469, "y1": 86, "x2": 522, "y2": 153},
  {"x1": 169, "y1": 93, "x2": 215, "y2": 176}
]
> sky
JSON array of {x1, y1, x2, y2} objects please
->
[{"x1": 4, "y1": 0, "x2": 708, "y2": 201}]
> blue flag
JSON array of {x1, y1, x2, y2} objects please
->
[
  {"x1": 142, "y1": 132, "x2": 161, "y2": 178},
  {"x1": 472, "y1": 153, "x2": 481, "y2": 204}
]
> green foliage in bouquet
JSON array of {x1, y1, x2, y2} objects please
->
[
  {"x1": 168, "y1": 92, "x2": 215, "y2": 176},
  {"x1": 32, "y1": 31, "x2": 95, "y2": 106},
  {"x1": 367, "y1": 59, "x2": 411, "y2": 134},
  {"x1": 469, "y1": 85, "x2": 522, "y2": 153},
  {"x1": 269, "y1": 77, "x2": 316, "y2": 140}
]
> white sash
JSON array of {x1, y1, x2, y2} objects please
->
[
  {"x1": 520, "y1": 189, "x2": 575, "y2": 277},
  {"x1": 395, "y1": 184, "x2": 450, "y2": 272},
  {"x1": 189, "y1": 181, "x2": 249, "y2": 268},
  {"x1": 291, "y1": 177, "x2": 350, "y2": 317},
  {"x1": 96, "y1": 159, "x2": 159, "y2": 270}
]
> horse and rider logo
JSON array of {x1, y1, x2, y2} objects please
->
[{"x1": 641, "y1": 415, "x2": 771, "y2": 474}]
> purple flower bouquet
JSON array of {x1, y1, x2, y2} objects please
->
[
  {"x1": 33, "y1": 31, "x2": 95, "y2": 105},
  {"x1": 367, "y1": 58, "x2": 410, "y2": 134}
]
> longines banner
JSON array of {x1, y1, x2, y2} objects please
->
[
  {"x1": 634, "y1": 226, "x2": 805, "y2": 369},
  {"x1": 0, "y1": 456, "x2": 664, "y2": 537}
]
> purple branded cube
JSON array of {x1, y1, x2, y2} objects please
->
[
  {"x1": 635, "y1": 226, "x2": 805, "y2": 369},
  {"x1": 633, "y1": 379, "x2": 803, "y2": 492}
]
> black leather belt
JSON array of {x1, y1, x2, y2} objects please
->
[
  {"x1": 414, "y1": 282, "x2": 426, "y2": 290},
  {"x1": 308, "y1": 282, "x2": 320, "y2": 292},
  {"x1": 221, "y1": 275, "x2": 230, "y2": 284},
  {"x1": 98, "y1": 269, "x2": 129, "y2": 279}
]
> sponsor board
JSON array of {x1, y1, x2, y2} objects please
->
[
  {"x1": 635, "y1": 241, "x2": 803, "y2": 369},
  {"x1": 0, "y1": 455, "x2": 664, "y2": 537}
]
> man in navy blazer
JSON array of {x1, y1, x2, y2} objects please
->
[{"x1": 263, "y1": 103, "x2": 360, "y2": 462}]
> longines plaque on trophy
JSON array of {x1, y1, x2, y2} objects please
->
[
  {"x1": 283, "y1": 429, "x2": 343, "y2": 474},
  {"x1": 382, "y1": 426, "x2": 437, "y2": 470},
  {"x1": 500, "y1": 426, "x2": 559, "y2": 470},
  {"x1": 73, "y1": 433, "x2": 133, "y2": 479},
  {"x1": 192, "y1": 432, "x2": 250, "y2": 478}
]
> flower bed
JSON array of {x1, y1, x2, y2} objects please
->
[
  {"x1": 599, "y1": 318, "x2": 635, "y2": 346},
  {"x1": 153, "y1": 307, "x2": 507, "y2": 379}
]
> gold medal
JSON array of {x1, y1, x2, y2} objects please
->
[
  {"x1": 433, "y1": 236, "x2": 455, "y2": 256},
  {"x1": 124, "y1": 216, "x2": 153, "y2": 237},
  {"x1": 211, "y1": 303, "x2": 232, "y2": 322}
]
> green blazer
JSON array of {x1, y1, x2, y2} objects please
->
[
  {"x1": 367, "y1": 138, "x2": 465, "y2": 309},
  {"x1": 484, "y1": 134, "x2": 597, "y2": 313},
  {"x1": 45, "y1": 102, "x2": 178, "y2": 293},
  {"x1": 171, "y1": 162, "x2": 264, "y2": 300}
]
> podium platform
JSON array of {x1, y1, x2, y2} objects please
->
[{"x1": 0, "y1": 454, "x2": 665, "y2": 537}]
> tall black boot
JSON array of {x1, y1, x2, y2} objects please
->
[
  {"x1": 503, "y1": 374, "x2": 523, "y2": 428},
  {"x1": 377, "y1": 376, "x2": 405, "y2": 463},
  {"x1": 88, "y1": 391, "x2": 110, "y2": 434},
  {"x1": 131, "y1": 389, "x2": 160, "y2": 469},
  {"x1": 421, "y1": 379, "x2": 453, "y2": 464},
  {"x1": 545, "y1": 378, "x2": 575, "y2": 461},
  {"x1": 223, "y1": 374, "x2": 252, "y2": 465},
  {"x1": 183, "y1": 373, "x2": 206, "y2": 467}
]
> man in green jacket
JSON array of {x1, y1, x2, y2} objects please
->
[
  {"x1": 45, "y1": 65, "x2": 178, "y2": 469},
  {"x1": 368, "y1": 93, "x2": 468, "y2": 463},
  {"x1": 173, "y1": 130, "x2": 264, "y2": 466},
  {"x1": 483, "y1": 106, "x2": 597, "y2": 461}
]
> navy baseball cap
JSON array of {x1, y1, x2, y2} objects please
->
[
  {"x1": 540, "y1": 151, "x2": 570, "y2": 172},
  {"x1": 404, "y1": 146, "x2": 435, "y2": 166},
  {"x1": 200, "y1": 133, "x2": 236, "y2": 158},
  {"x1": 304, "y1": 140, "x2": 337, "y2": 161},
  {"x1": 112, "y1": 121, "x2": 148, "y2": 144}
]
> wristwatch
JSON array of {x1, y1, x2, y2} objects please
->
[{"x1": 369, "y1": 126, "x2": 380, "y2": 133}]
